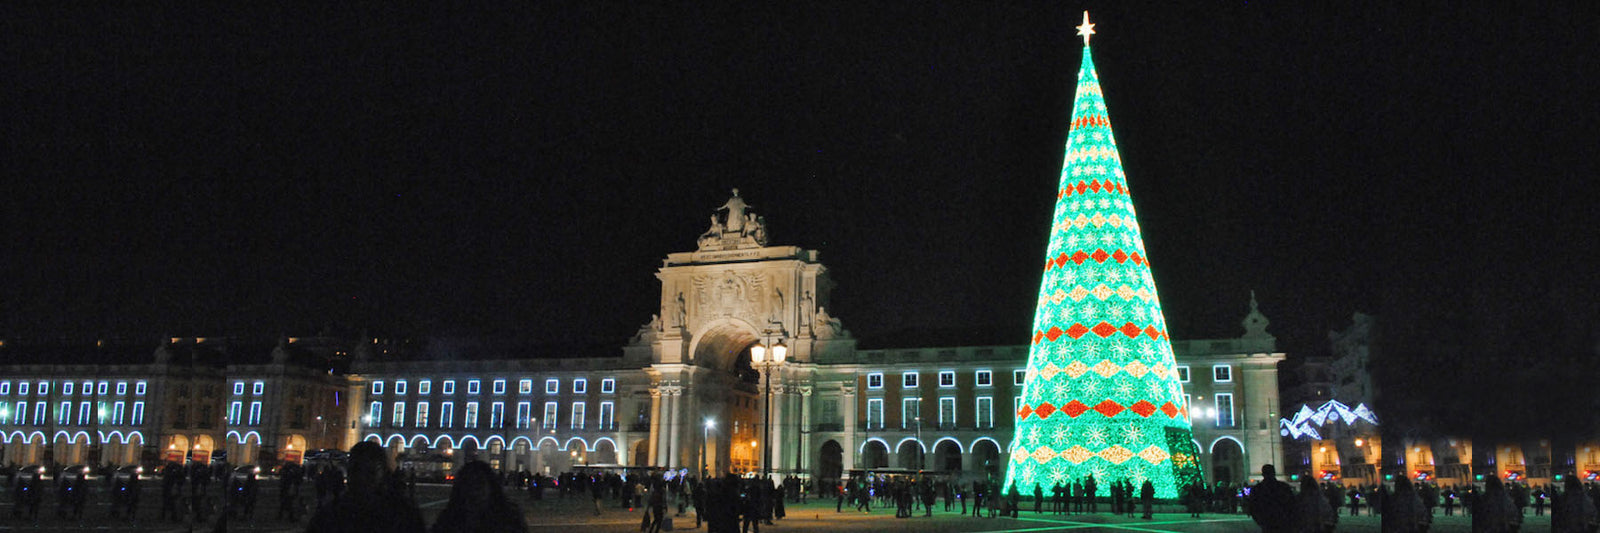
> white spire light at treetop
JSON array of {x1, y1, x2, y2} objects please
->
[{"x1": 1003, "y1": 12, "x2": 1203, "y2": 498}]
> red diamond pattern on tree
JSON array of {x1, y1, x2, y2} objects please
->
[
  {"x1": 1160, "y1": 402, "x2": 1179, "y2": 418},
  {"x1": 1112, "y1": 249, "x2": 1128, "y2": 263},
  {"x1": 1044, "y1": 326, "x2": 1066, "y2": 342},
  {"x1": 1070, "y1": 250, "x2": 1091, "y2": 264},
  {"x1": 1034, "y1": 403, "x2": 1058, "y2": 419},
  {"x1": 1091, "y1": 322, "x2": 1118, "y2": 338},
  {"x1": 1061, "y1": 400, "x2": 1091, "y2": 418},
  {"x1": 1091, "y1": 249, "x2": 1110, "y2": 263},
  {"x1": 1119, "y1": 322, "x2": 1142, "y2": 338},
  {"x1": 1093, "y1": 400, "x2": 1124, "y2": 418},
  {"x1": 1066, "y1": 323, "x2": 1091, "y2": 339},
  {"x1": 1129, "y1": 400, "x2": 1158, "y2": 418},
  {"x1": 1017, "y1": 404, "x2": 1035, "y2": 420}
]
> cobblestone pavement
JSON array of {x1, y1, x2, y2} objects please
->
[{"x1": 0, "y1": 482, "x2": 1556, "y2": 532}]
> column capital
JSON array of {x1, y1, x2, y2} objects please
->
[{"x1": 799, "y1": 385, "x2": 813, "y2": 396}]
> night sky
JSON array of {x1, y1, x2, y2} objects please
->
[{"x1": 5, "y1": 4, "x2": 1598, "y2": 359}]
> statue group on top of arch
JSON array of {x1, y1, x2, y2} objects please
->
[{"x1": 698, "y1": 188, "x2": 768, "y2": 250}]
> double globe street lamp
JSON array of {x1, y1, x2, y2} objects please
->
[{"x1": 751, "y1": 337, "x2": 787, "y2": 480}]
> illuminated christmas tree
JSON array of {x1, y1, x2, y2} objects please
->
[{"x1": 1004, "y1": 12, "x2": 1202, "y2": 498}]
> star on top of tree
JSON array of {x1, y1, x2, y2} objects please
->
[{"x1": 1077, "y1": 11, "x2": 1096, "y2": 45}]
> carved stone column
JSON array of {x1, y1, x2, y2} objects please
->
[
  {"x1": 798, "y1": 385, "x2": 813, "y2": 474},
  {"x1": 667, "y1": 386, "x2": 683, "y2": 468},
  {"x1": 648, "y1": 387, "x2": 663, "y2": 465},
  {"x1": 770, "y1": 382, "x2": 787, "y2": 476},
  {"x1": 841, "y1": 383, "x2": 857, "y2": 471}
]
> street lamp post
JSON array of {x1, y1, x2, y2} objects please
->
[{"x1": 751, "y1": 336, "x2": 787, "y2": 481}]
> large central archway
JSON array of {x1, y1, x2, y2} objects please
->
[{"x1": 682, "y1": 319, "x2": 765, "y2": 476}]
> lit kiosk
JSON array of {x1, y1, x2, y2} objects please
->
[
  {"x1": 1004, "y1": 13, "x2": 1203, "y2": 498},
  {"x1": 625, "y1": 189, "x2": 856, "y2": 477}
]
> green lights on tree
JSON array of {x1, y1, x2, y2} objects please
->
[{"x1": 1004, "y1": 13, "x2": 1201, "y2": 499}]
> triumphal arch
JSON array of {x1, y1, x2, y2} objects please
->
[{"x1": 624, "y1": 189, "x2": 856, "y2": 475}]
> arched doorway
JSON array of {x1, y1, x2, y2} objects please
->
[
  {"x1": 631, "y1": 439, "x2": 649, "y2": 468},
  {"x1": 591, "y1": 439, "x2": 619, "y2": 465},
  {"x1": 933, "y1": 439, "x2": 962, "y2": 472},
  {"x1": 897, "y1": 439, "x2": 925, "y2": 470},
  {"x1": 970, "y1": 439, "x2": 1001, "y2": 479},
  {"x1": 860, "y1": 440, "x2": 889, "y2": 469},
  {"x1": 817, "y1": 440, "x2": 843, "y2": 481},
  {"x1": 1211, "y1": 437, "x2": 1245, "y2": 485}
]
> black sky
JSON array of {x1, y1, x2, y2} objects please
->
[{"x1": 4, "y1": 4, "x2": 1597, "y2": 357}]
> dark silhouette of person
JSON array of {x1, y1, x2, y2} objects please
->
[
  {"x1": 431, "y1": 461, "x2": 527, "y2": 533},
  {"x1": 1139, "y1": 479, "x2": 1155, "y2": 519},
  {"x1": 306, "y1": 441, "x2": 425, "y2": 533},
  {"x1": 1382, "y1": 476, "x2": 1427, "y2": 532},
  {"x1": 1247, "y1": 464, "x2": 1295, "y2": 532},
  {"x1": 1551, "y1": 472, "x2": 1598, "y2": 532},
  {"x1": 1295, "y1": 475, "x2": 1337, "y2": 532}
]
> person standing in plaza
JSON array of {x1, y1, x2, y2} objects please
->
[
  {"x1": 1033, "y1": 483, "x2": 1043, "y2": 514},
  {"x1": 1295, "y1": 475, "x2": 1337, "y2": 533},
  {"x1": 1139, "y1": 480, "x2": 1155, "y2": 519},
  {"x1": 306, "y1": 441, "x2": 425, "y2": 533},
  {"x1": 430, "y1": 461, "x2": 527, "y2": 533},
  {"x1": 1246, "y1": 465, "x2": 1294, "y2": 531}
]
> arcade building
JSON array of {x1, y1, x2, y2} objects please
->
[{"x1": 0, "y1": 191, "x2": 1287, "y2": 486}]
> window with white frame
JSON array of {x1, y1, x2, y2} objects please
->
[
  {"x1": 1212, "y1": 365, "x2": 1232, "y2": 383},
  {"x1": 57, "y1": 402, "x2": 71, "y2": 424},
  {"x1": 38, "y1": 382, "x2": 49, "y2": 395},
  {"x1": 419, "y1": 380, "x2": 431, "y2": 395},
  {"x1": 394, "y1": 381, "x2": 406, "y2": 395},
  {"x1": 1013, "y1": 397, "x2": 1022, "y2": 422},
  {"x1": 601, "y1": 378, "x2": 616, "y2": 394},
  {"x1": 18, "y1": 382, "x2": 27, "y2": 395},
  {"x1": 465, "y1": 402, "x2": 479, "y2": 429},
  {"x1": 443, "y1": 380, "x2": 456, "y2": 395},
  {"x1": 490, "y1": 402, "x2": 504, "y2": 429},
  {"x1": 131, "y1": 402, "x2": 144, "y2": 425},
  {"x1": 1215, "y1": 393, "x2": 1235, "y2": 427},
  {"x1": 0, "y1": 382, "x2": 8, "y2": 395},
  {"x1": 440, "y1": 402, "x2": 455, "y2": 428},
  {"x1": 391, "y1": 403, "x2": 405, "y2": 428},
  {"x1": 1013, "y1": 369, "x2": 1027, "y2": 385},
  {"x1": 938, "y1": 371, "x2": 955, "y2": 387},
  {"x1": 1177, "y1": 366, "x2": 1190, "y2": 383},
  {"x1": 939, "y1": 397, "x2": 956, "y2": 426},
  {"x1": 977, "y1": 397, "x2": 994, "y2": 428},
  {"x1": 545, "y1": 379, "x2": 559, "y2": 394},
  {"x1": 113, "y1": 401, "x2": 125, "y2": 424},
  {"x1": 571, "y1": 402, "x2": 585, "y2": 429},
  {"x1": 237, "y1": 381, "x2": 249, "y2": 396},
  {"x1": 976, "y1": 370, "x2": 993, "y2": 387},
  {"x1": 230, "y1": 402, "x2": 244, "y2": 425},
  {"x1": 467, "y1": 380, "x2": 481, "y2": 394},
  {"x1": 519, "y1": 380, "x2": 533, "y2": 394},
  {"x1": 249, "y1": 401, "x2": 262, "y2": 426},
  {"x1": 252, "y1": 381, "x2": 264, "y2": 395},
  {"x1": 135, "y1": 382, "x2": 146, "y2": 395},
  {"x1": 96, "y1": 382, "x2": 106, "y2": 395},
  {"x1": 902, "y1": 398, "x2": 921, "y2": 428},
  {"x1": 14, "y1": 402, "x2": 26, "y2": 424},
  {"x1": 902, "y1": 372, "x2": 919, "y2": 388},
  {"x1": 493, "y1": 379, "x2": 506, "y2": 394},
  {"x1": 516, "y1": 402, "x2": 531, "y2": 429},
  {"x1": 32, "y1": 403, "x2": 43, "y2": 424},
  {"x1": 77, "y1": 402, "x2": 90, "y2": 425},
  {"x1": 599, "y1": 402, "x2": 614, "y2": 430},
  {"x1": 366, "y1": 402, "x2": 380, "y2": 427},
  {"x1": 543, "y1": 402, "x2": 558, "y2": 429},
  {"x1": 64, "y1": 382, "x2": 74, "y2": 395},
  {"x1": 117, "y1": 382, "x2": 128, "y2": 395},
  {"x1": 866, "y1": 398, "x2": 884, "y2": 429},
  {"x1": 416, "y1": 402, "x2": 430, "y2": 427},
  {"x1": 574, "y1": 379, "x2": 587, "y2": 394},
  {"x1": 82, "y1": 381, "x2": 91, "y2": 395},
  {"x1": 867, "y1": 373, "x2": 884, "y2": 390}
]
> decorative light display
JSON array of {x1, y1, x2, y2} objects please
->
[
  {"x1": 1278, "y1": 400, "x2": 1380, "y2": 440},
  {"x1": 1004, "y1": 12, "x2": 1201, "y2": 499}
]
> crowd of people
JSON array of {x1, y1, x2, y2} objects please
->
[
  {"x1": 1243, "y1": 464, "x2": 1600, "y2": 532},
  {"x1": 9, "y1": 451, "x2": 1600, "y2": 531}
]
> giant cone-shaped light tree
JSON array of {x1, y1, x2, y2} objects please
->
[{"x1": 1004, "y1": 12, "x2": 1202, "y2": 498}]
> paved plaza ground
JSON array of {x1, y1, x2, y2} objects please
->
[{"x1": 0, "y1": 481, "x2": 1556, "y2": 532}]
